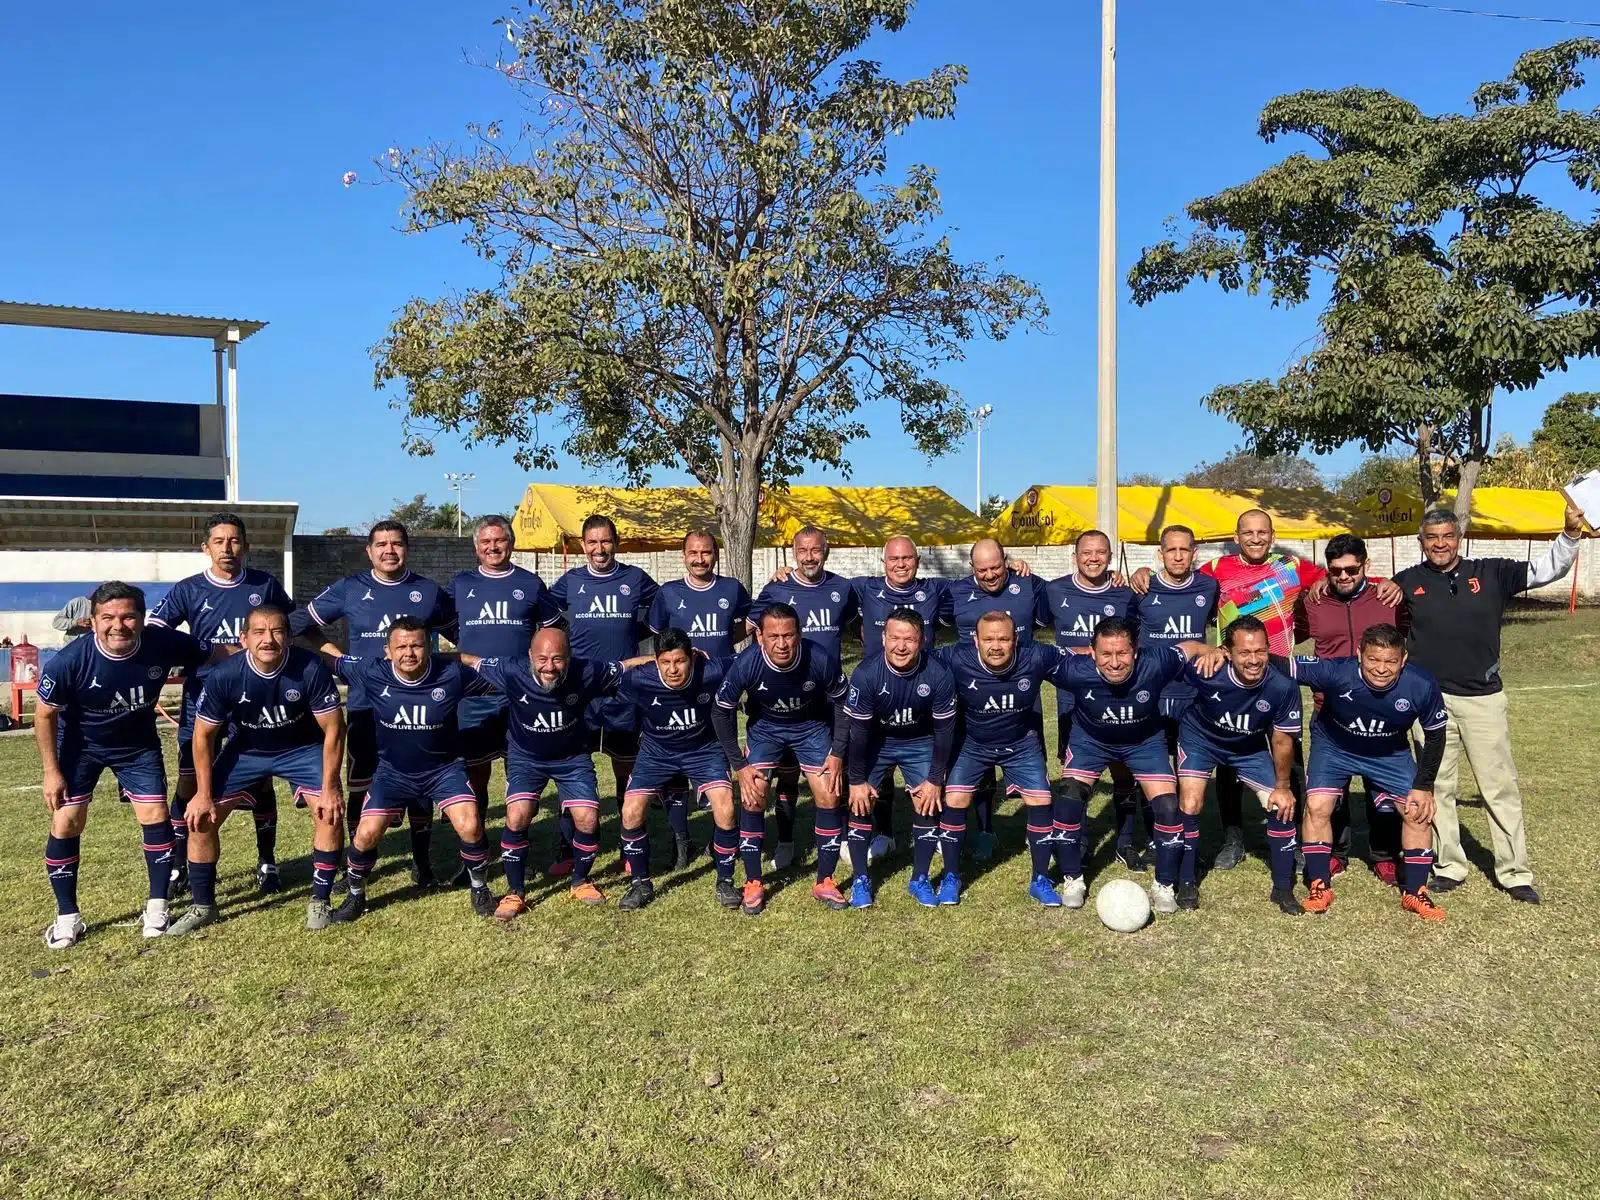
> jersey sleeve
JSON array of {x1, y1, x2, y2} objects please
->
[
  {"x1": 715, "y1": 652, "x2": 748, "y2": 708},
  {"x1": 1271, "y1": 679, "x2": 1303, "y2": 733},
  {"x1": 332, "y1": 655, "x2": 364, "y2": 685},
  {"x1": 471, "y1": 657, "x2": 508, "y2": 693},
  {"x1": 1294, "y1": 557, "x2": 1327, "y2": 588},
  {"x1": 645, "y1": 588, "x2": 670, "y2": 635},
  {"x1": 1495, "y1": 558, "x2": 1532, "y2": 599},
  {"x1": 1031, "y1": 579, "x2": 1052, "y2": 628},
  {"x1": 930, "y1": 662, "x2": 957, "y2": 719},
  {"x1": 822, "y1": 649, "x2": 848, "y2": 700},
  {"x1": 304, "y1": 657, "x2": 342, "y2": 714},
  {"x1": 547, "y1": 571, "x2": 570, "y2": 617},
  {"x1": 1041, "y1": 642, "x2": 1077, "y2": 688},
  {"x1": 297, "y1": 580, "x2": 345, "y2": 633},
  {"x1": 161, "y1": 627, "x2": 213, "y2": 673},
  {"x1": 429, "y1": 585, "x2": 458, "y2": 632},
  {"x1": 730, "y1": 581, "x2": 753, "y2": 625},
  {"x1": 35, "y1": 649, "x2": 73, "y2": 710},
  {"x1": 844, "y1": 662, "x2": 876, "y2": 719},
  {"x1": 1292, "y1": 655, "x2": 1331, "y2": 690},
  {"x1": 461, "y1": 662, "x2": 497, "y2": 698},
  {"x1": 145, "y1": 579, "x2": 191, "y2": 630},
  {"x1": 194, "y1": 674, "x2": 229, "y2": 726},
  {"x1": 933, "y1": 579, "x2": 955, "y2": 628},
  {"x1": 1158, "y1": 644, "x2": 1189, "y2": 684},
  {"x1": 591, "y1": 659, "x2": 624, "y2": 698},
  {"x1": 533, "y1": 578, "x2": 562, "y2": 626},
  {"x1": 1416, "y1": 674, "x2": 1448, "y2": 732}
]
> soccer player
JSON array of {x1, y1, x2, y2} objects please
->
[
  {"x1": 1293, "y1": 533, "x2": 1409, "y2": 883},
  {"x1": 753, "y1": 526, "x2": 859, "y2": 871},
  {"x1": 1044, "y1": 528, "x2": 1145, "y2": 869},
  {"x1": 1292, "y1": 624, "x2": 1449, "y2": 921},
  {"x1": 1175, "y1": 616, "x2": 1303, "y2": 914},
  {"x1": 547, "y1": 514, "x2": 659, "y2": 872},
  {"x1": 166, "y1": 605, "x2": 345, "y2": 934},
  {"x1": 146, "y1": 512, "x2": 294, "y2": 896},
  {"x1": 613, "y1": 628, "x2": 738, "y2": 911},
  {"x1": 1054, "y1": 618, "x2": 1223, "y2": 913},
  {"x1": 648, "y1": 530, "x2": 752, "y2": 663},
  {"x1": 947, "y1": 538, "x2": 1050, "y2": 860},
  {"x1": 292, "y1": 520, "x2": 456, "y2": 886},
  {"x1": 937, "y1": 611, "x2": 1073, "y2": 906},
  {"x1": 325, "y1": 618, "x2": 499, "y2": 923},
  {"x1": 712, "y1": 603, "x2": 849, "y2": 916},
  {"x1": 36, "y1": 582, "x2": 218, "y2": 948},
  {"x1": 843, "y1": 608, "x2": 956, "y2": 908},
  {"x1": 462, "y1": 628, "x2": 628, "y2": 917},
  {"x1": 444, "y1": 514, "x2": 559, "y2": 881}
]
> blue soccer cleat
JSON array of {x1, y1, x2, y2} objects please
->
[
  {"x1": 1028, "y1": 875, "x2": 1064, "y2": 908},
  {"x1": 907, "y1": 875, "x2": 939, "y2": 908},
  {"x1": 937, "y1": 872, "x2": 962, "y2": 906},
  {"x1": 850, "y1": 875, "x2": 874, "y2": 909}
]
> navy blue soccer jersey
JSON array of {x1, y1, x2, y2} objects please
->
[
  {"x1": 648, "y1": 576, "x2": 751, "y2": 661},
  {"x1": 948, "y1": 571, "x2": 1049, "y2": 640},
  {"x1": 852, "y1": 577, "x2": 953, "y2": 658},
  {"x1": 549, "y1": 563, "x2": 659, "y2": 662},
  {"x1": 1293, "y1": 657, "x2": 1447, "y2": 757},
  {"x1": 616, "y1": 657, "x2": 726, "y2": 752},
  {"x1": 472, "y1": 655, "x2": 622, "y2": 760},
  {"x1": 37, "y1": 627, "x2": 211, "y2": 750},
  {"x1": 332, "y1": 656, "x2": 494, "y2": 773},
  {"x1": 195, "y1": 647, "x2": 341, "y2": 754},
  {"x1": 715, "y1": 640, "x2": 847, "y2": 728},
  {"x1": 1044, "y1": 574, "x2": 1137, "y2": 651},
  {"x1": 1181, "y1": 661, "x2": 1301, "y2": 750},
  {"x1": 845, "y1": 652, "x2": 957, "y2": 739},
  {"x1": 1132, "y1": 571, "x2": 1220, "y2": 700},
  {"x1": 1056, "y1": 645, "x2": 1190, "y2": 744},
  {"x1": 936, "y1": 641, "x2": 1070, "y2": 746},
  {"x1": 445, "y1": 565, "x2": 559, "y2": 659},
  {"x1": 294, "y1": 568, "x2": 456, "y2": 698},
  {"x1": 147, "y1": 568, "x2": 294, "y2": 699},
  {"x1": 754, "y1": 571, "x2": 860, "y2": 656}
]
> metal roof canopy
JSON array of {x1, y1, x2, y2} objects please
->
[
  {"x1": 0, "y1": 497, "x2": 300, "y2": 593},
  {"x1": 0, "y1": 302, "x2": 270, "y2": 502}
]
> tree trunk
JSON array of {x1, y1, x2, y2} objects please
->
[
  {"x1": 716, "y1": 460, "x2": 764, "y2": 592},
  {"x1": 1453, "y1": 398, "x2": 1491, "y2": 537},
  {"x1": 1415, "y1": 423, "x2": 1438, "y2": 507}
]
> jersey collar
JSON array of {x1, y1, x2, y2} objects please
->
[
  {"x1": 476, "y1": 565, "x2": 515, "y2": 579},
  {"x1": 583, "y1": 562, "x2": 620, "y2": 579},
  {"x1": 245, "y1": 653, "x2": 286, "y2": 680},
  {"x1": 760, "y1": 648, "x2": 802, "y2": 674},
  {"x1": 1154, "y1": 570, "x2": 1197, "y2": 589},
  {"x1": 1070, "y1": 573, "x2": 1114, "y2": 593},
  {"x1": 203, "y1": 568, "x2": 246, "y2": 588},
  {"x1": 369, "y1": 569, "x2": 415, "y2": 587},
  {"x1": 884, "y1": 653, "x2": 925, "y2": 678},
  {"x1": 683, "y1": 574, "x2": 719, "y2": 592},
  {"x1": 387, "y1": 659, "x2": 434, "y2": 687},
  {"x1": 93, "y1": 635, "x2": 141, "y2": 661}
]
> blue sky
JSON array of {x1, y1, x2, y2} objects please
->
[{"x1": 3, "y1": 1, "x2": 1597, "y2": 531}]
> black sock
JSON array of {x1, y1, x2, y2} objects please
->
[
  {"x1": 459, "y1": 837, "x2": 489, "y2": 889},
  {"x1": 938, "y1": 806, "x2": 966, "y2": 875},
  {"x1": 345, "y1": 844, "x2": 379, "y2": 897},
  {"x1": 170, "y1": 792, "x2": 189, "y2": 873},
  {"x1": 251, "y1": 781, "x2": 278, "y2": 866},
  {"x1": 621, "y1": 823, "x2": 650, "y2": 883},
  {"x1": 813, "y1": 806, "x2": 843, "y2": 882},
  {"x1": 558, "y1": 808, "x2": 577, "y2": 856},
  {"x1": 1267, "y1": 816, "x2": 1297, "y2": 890},
  {"x1": 911, "y1": 817, "x2": 938, "y2": 878},
  {"x1": 711, "y1": 823, "x2": 736, "y2": 884},
  {"x1": 1150, "y1": 794, "x2": 1183, "y2": 887},
  {"x1": 666, "y1": 791, "x2": 690, "y2": 841},
  {"x1": 571, "y1": 827, "x2": 599, "y2": 884},
  {"x1": 189, "y1": 861, "x2": 218, "y2": 908},
  {"x1": 846, "y1": 816, "x2": 872, "y2": 876},
  {"x1": 738, "y1": 806, "x2": 765, "y2": 883},
  {"x1": 1179, "y1": 812, "x2": 1200, "y2": 885},
  {"x1": 872, "y1": 788, "x2": 894, "y2": 839},
  {"x1": 1216, "y1": 767, "x2": 1243, "y2": 831},
  {"x1": 409, "y1": 812, "x2": 433, "y2": 878},
  {"x1": 140, "y1": 820, "x2": 175, "y2": 900},
  {"x1": 1026, "y1": 805, "x2": 1053, "y2": 877},
  {"x1": 1053, "y1": 788, "x2": 1086, "y2": 878},
  {"x1": 311, "y1": 848, "x2": 339, "y2": 902},
  {"x1": 45, "y1": 834, "x2": 81, "y2": 915},
  {"x1": 501, "y1": 828, "x2": 529, "y2": 896},
  {"x1": 775, "y1": 786, "x2": 797, "y2": 844},
  {"x1": 1113, "y1": 785, "x2": 1138, "y2": 844}
]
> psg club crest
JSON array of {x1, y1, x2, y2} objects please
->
[
  {"x1": 1136, "y1": 690, "x2": 1151, "y2": 703},
  {"x1": 914, "y1": 590, "x2": 926, "y2": 602},
  {"x1": 430, "y1": 687, "x2": 447, "y2": 702},
  {"x1": 565, "y1": 695, "x2": 580, "y2": 705},
  {"x1": 1008, "y1": 583, "x2": 1021, "y2": 594},
  {"x1": 1195, "y1": 595, "x2": 1207, "y2": 606},
  {"x1": 409, "y1": 590, "x2": 423, "y2": 603},
  {"x1": 286, "y1": 689, "x2": 302, "y2": 701},
  {"x1": 803, "y1": 680, "x2": 816, "y2": 691},
  {"x1": 698, "y1": 693, "x2": 711, "y2": 704},
  {"x1": 1395, "y1": 698, "x2": 1411, "y2": 712},
  {"x1": 620, "y1": 584, "x2": 632, "y2": 596},
  {"x1": 830, "y1": 591, "x2": 841, "y2": 602},
  {"x1": 512, "y1": 589, "x2": 525, "y2": 601},
  {"x1": 718, "y1": 598, "x2": 730, "y2": 609},
  {"x1": 248, "y1": 593, "x2": 262, "y2": 606},
  {"x1": 916, "y1": 683, "x2": 931, "y2": 696},
  {"x1": 1102, "y1": 605, "x2": 1115, "y2": 616},
  {"x1": 1018, "y1": 678, "x2": 1032, "y2": 691},
  {"x1": 1255, "y1": 699, "x2": 1271, "y2": 712},
  {"x1": 147, "y1": 666, "x2": 165, "y2": 680}
]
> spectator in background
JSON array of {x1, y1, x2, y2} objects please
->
[
  {"x1": 52, "y1": 594, "x2": 92, "y2": 639},
  {"x1": 1294, "y1": 534, "x2": 1409, "y2": 883},
  {"x1": 1392, "y1": 503, "x2": 1585, "y2": 904}
]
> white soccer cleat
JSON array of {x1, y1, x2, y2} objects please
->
[
  {"x1": 44, "y1": 913, "x2": 86, "y2": 950},
  {"x1": 1061, "y1": 875, "x2": 1088, "y2": 910},
  {"x1": 1149, "y1": 882, "x2": 1178, "y2": 915},
  {"x1": 867, "y1": 834, "x2": 895, "y2": 864},
  {"x1": 141, "y1": 899, "x2": 171, "y2": 939},
  {"x1": 771, "y1": 841, "x2": 795, "y2": 871}
]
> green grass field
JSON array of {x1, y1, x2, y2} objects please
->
[{"x1": 5, "y1": 608, "x2": 1600, "y2": 1198}]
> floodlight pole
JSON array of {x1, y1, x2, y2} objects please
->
[
  {"x1": 1095, "y1": 0, "x2": 1118, "y2": 539},
  {"x1": 445, "y1": 471, "x2": 476, "y2": 536},
  {"x1": 214, "y1": 326, "x2": 242, "y2": 501},
  {"x1": 973, "y1": 404, "x2": 994, "y2": 515}
]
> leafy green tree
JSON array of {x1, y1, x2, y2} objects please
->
[
  {"x1": 382, "y1": 494, "x2": 469, "y2": 535},
  {"x1": 1331, "y1": 454, "x2": 1418, "y2": 503},
  {"x1": 1531, "y1": 391, "x2": 1600, "y2": 477},
  {"x1": 1129, "y1": 40, "x2": 1600, "y2": 529},
  {"x1": 1181, "y1": 449, "x2": 1321, "y2": 491},
  {"x1": 372, "y1": 1, "x2": 1045, "y2": 585},
  {"x1": 1118, "y1": 472, "x2": 1168, "y2": 486},
  {"x1": 978, "y1": 492, "x2": 1009, "y2": 522}
]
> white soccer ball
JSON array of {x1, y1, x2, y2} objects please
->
[{"x1": 1095, "y1": 878, "x2": 1151, "y2": 933}]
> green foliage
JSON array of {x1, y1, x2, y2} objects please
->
[
  {"x1": 1129, "y1": 40, "x2": 1600, "y2": 524},
  {"x1": 372, "y1": 1, "x2": 1045, "y2": 583},
  {"x1": 1530, "y1": 390, "x2": 1600, "y2": 476},
  {"x1": 977, "y1": 491, "x2": 1008, "y2": 521},
  {"x1": 383, "y1": 493, "x2": 469, "y2": 535},
  {"x1": 1330, "y1": 453, "x2": 1422, "y2": 502},
  {"x1": 1180, "y1": 448, "x2": 1322, "y2": 491},
  {"x1": 1118, "y1": 471, "x2": 1168, "y2": 486}
]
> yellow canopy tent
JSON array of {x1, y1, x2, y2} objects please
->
[
  {"x1": 759, "y1": 486, "x2": 989, "y2": 548},
  {"x1": 995, "y1": 485, "x2": 1364, "y2": 546},
  {"x1": 511, "y1": 485, "x2": 719, "y2": 551},
  {"x1": 1353, "y1": 486, "x2": 1568, "y2": 537}
]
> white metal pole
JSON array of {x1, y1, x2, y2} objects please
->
[
  {"x1": 975, "y1": 421, "x2": 983, "y2": 515},
  {"x1": 1096, "y1": 0, "x2": 1119, "y2": 539},
  {"x1": 214, "y1": 346, "x2": 228, "y2": 500},
  {"x1": 226, "y1": 333, "x2": 240, "y2": 502}
]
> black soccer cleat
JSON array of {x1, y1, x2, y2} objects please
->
[
  {"x1": 1213, "y1": 827, "x2": 1246, "y2": 871},
  {"x1": 1506, "y1": 884, "x2": 1540, "y2": 905},
  {"x1": 673, "y1": 836, "x2": 695, "y2": 872},
  {"x1": 619, "y1": 879, "x2": 656, "y2": 911},
  {"x1": 1176, "y1": 881, "x2": 1200, "y2": 911},
  {"x1": 168, "y1": 865, "x2": 190, "y2": 900},
  {"x1": 469, "y1": 886, "x2": 497, "y2": 918},
  {"x1": 1428, "y1": 875, "x2": 1465, "y2": 895},
  {"x1": 1270, "y1": 886, "x2": 1302, "y2": 916},
  {"x1": 714, "y1": 880, "x2": 742, "y2": 910},
  {"x1": 256, "y1": 863, "x2": 281, "y2": 895},
  {"x1": 411, "y1": 863, "x2": 441, "y2": 891},
  {"x1": 1114, "y1": 841, "x2": 1149, "y2": 872},
  {"x1": 328, "y1": 893, "x2": 367, "y2": 924}
]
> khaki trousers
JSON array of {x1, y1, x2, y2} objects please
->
[{"x1": 1431, "y1": 691, "x2": 1533, "y2": 888}]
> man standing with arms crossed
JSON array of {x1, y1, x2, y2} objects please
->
[{"x1": 1392, "y1": 503, "x2": 1584, "y2": 904}]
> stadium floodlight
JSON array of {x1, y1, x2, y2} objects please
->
[
  {"x1": 443, "y1": 472, "x2": 477, "y2": 537},
  {"x1": 973, "y1": 404, "x2": 995, "y2": 515}
]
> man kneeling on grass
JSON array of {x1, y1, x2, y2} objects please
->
[{"x1": 168, "y1": 605, "x2": 346, "y2": 935}]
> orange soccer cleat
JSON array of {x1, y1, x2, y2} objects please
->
[
  {"x1": 570, "y1": 881, "x2": 607, "y2": 906},
  {"x1": 741, "y1": 880, "x2": 766, "y2": 917},
  {"x1": 494, "y1": 893, "x2": 528, "y2": 923},
  {"x1": 811, "y1": 878, "x2": 848, "y2": 910},
  {"x1": 1302, "y1": 879, "x2": 1335, "y2": 914},
  {"x1": 1401, "y1": 887, "x2": 1447, "y2": 922}
]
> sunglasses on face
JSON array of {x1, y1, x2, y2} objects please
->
[{"x1": 1327, "y1": 565, "x2": 1364, "y2": 577}]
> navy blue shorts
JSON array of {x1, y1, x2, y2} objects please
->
[
  {"x1": 946, "y1": 732, "x2": 1050, "y2": 801},
  {"x1": 585, "y1": 695, "x2": 639, "y2": 758},
  {"x1": 864, "y1": 735, "x2": 936, "y2": 790},
  {"x1": 213, "y1": 742, "x2": 326, "y2": 804},
  {"x1": 506, "y1": 751, "x2": 601, "y2": 811},
  {"x1": 58, "y1": 741, "x2": 167, "y2": 806},
  {"x1": 1176, "y1": 721, "x2": 1276, "y2": 796},
  {"x1": 1307, "y1": 736, "x2": 1417, "y2": 813},
  {"x1": 1062, "y1": 727, "x2": 1176, "y2": 788},
  {"x1": 346, "y1": 709, "x2": 378, "y2": 790},
  {"x1": 362, "y1": 762, "x2": 476, "y2": 818},
  {"x1": 458, "y1": 694, "x2": 509, "y2": 767},
  {"x1": 746, "y1": 721, "x2": 835, "y2": 774},
  {"x1": 625, "y1": 742, "x2": 732, "y2": 799}
]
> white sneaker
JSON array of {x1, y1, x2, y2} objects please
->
[
  {"x1": 44, "y1": 913, "x2": 86, "y2": 950},
  {"x1": 1062, "y1": 875, "x2": 1088, "y2": 910},
  {"x1": 771, "y1": 841, "x2": 795, "y2": 871},
  {"x1": 867, "y1": 834, "x2": 895, "y2": 864},
  {"x1": 141, "y1": 899, "x2": 170, "y2": 938},
  {"x1": 1150, "y1": 882, "x2": 1178, "y2": 915}
]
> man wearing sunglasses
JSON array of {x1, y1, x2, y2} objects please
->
[
  {"x1": 1293, "y1": 534, "x2": 1409, "y2": 883},
  {"x1": 1390, "y1": 503, "x2": 1585, "y2": 904}
]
